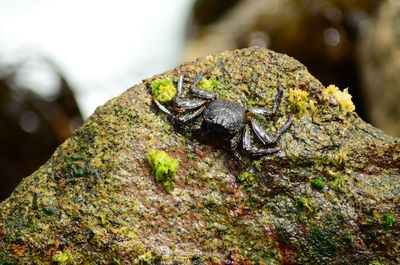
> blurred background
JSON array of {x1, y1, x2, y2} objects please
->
[{"x1": 0, "y1": 0, "x2": 399, "y2": 201}]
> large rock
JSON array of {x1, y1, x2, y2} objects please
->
[{"x1": 0, "y1": 47, "x2": 398, "y2": 264}]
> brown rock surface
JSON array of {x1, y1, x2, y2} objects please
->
[{"x1": 0, "y1": 47, "x2": 398, "y2": 264}]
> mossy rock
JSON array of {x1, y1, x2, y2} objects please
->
[{"x1": 0, "y1": 47, "x2": 399, "y2": 264}]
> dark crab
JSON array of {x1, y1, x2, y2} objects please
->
[{"x1": 153, "y1": 70, "x2": 293, "y2": 160}]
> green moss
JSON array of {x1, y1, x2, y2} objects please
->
[
  {"x1": 52, "y1": 251, "x2": 74, "y2": 265},
  {"x1": 98, "y1": 213, "x2": 108, "y2": 226},
  {"x1": 198, "y1": 77, "x2": 218, "y2": 92},
  {"x1": 381, "y1": 214, "x2": 396, "y2": 228},
  {"x1": 297, "y1": 197, "x2": 313, "y2": 212},
  {"x1": 369, "y1": 260, "x2": 385, "y2": 265},
  {"x1": 310, "y1": 177, "x2": 325, "y2": 191},
  {"x1": 111, "y1": 258, "x2": 121, "y2": 265},
  {"x1": 138, "y1": 251, "x2": 153, "y2": 265},
  {"x1": 288, "y1": 88, "x2": 315, "y2": 116},
  {"x1": 63, "y1": 159, "x2": 92, "y2": 178},
  {"x1": 151, "y1": 79, "x2": 176, "y2": 103},
  {"x1": 147, "y1": 149, "x2": 179, "y2": 192},
  {"x1": 252, "y1": 160, "x2": 262, "y2": 172},
  {"x1": 332, "y1": 147, "x2": 349, "y2": 168},
  {"x1": 327, "y1": 169, "x2": 348, "y2": 193},
  {"x1": 237, "y1": 171, "x2": 255, "y2": 187}
]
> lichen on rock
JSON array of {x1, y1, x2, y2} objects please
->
[{"x1": 0, "y1": 47, "x2": 399, "y2": 264}]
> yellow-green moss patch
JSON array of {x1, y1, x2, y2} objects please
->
[
  {"x1": 382, "y1": 213, "x2": 396, "y2": 228},
  {"x1": 147, "y1": 149, "x2": 179, "y2": 192},
  {"x1": 198, "y1": 77, "x2": 219, "y2": 92},
  {"x1": 311, "y1": 177, "x2": 325, "y2": 191},
  {"x1": 322, "y1": 85, "x2": 355, "y2": 113},
  {"x1": 237, "y1": 171, "x2": 255, "y2": 187},
  {"x1": 52, "y1": 250, "x2": 74, "y2": 265},
  {"x1": 288, "y1": 88, "x2": 315, "y2": 116},
  {"x1": 151, "y1": 79, "x2": 176, "y2": 103}
]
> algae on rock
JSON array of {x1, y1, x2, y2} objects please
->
[{"x1": 0, "y1": 47, "x2": 399, "y2": 264}]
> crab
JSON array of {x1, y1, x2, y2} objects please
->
[{"x1": 153, "y1": 70, "x2": 293, "y2": 160}]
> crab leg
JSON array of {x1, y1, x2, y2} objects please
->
[
  {"x1": 154, "y1": 99, "x2": 175, "y2": 119},
  {"x1": 176, "y1": 75, "x2": 184, "y2": 97},
  {"x1": 230, "y1": 131, "x2": 244, "y2": 162},
  {"x1": 248, "y1": 84, "x2": 283, "y2": 117},
  {"x1": 189, "y1": 70, "x2": 218, "y2": 100},
  {"x1": 243, "y1": 125, "x2": 281, "y2": 156},
  {"x1": 176, "y1": 106, "x2": 206, "y2": 123},
  {"x1": 251, "y1": 115, "x2": 293, "y2": 145},
  {"x1": 173, "y1": 74, "x2": 211, "y2": 111},
  {"x1": 174, "y1": 98, "x2": 207, "y2": 112}
]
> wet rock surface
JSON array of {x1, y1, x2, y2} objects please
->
[{"x1": 0, "y1": 47, "x2": 399, "y2": 264}]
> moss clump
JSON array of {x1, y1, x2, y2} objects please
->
[
  {"x1": 138, "y1": 251, "x2": 153, "y2": 264},
  {"x1": 62, "y1": 156, "x2": 92, "y2": 178},
  {"x1": 252, "y1": 159, "x2": 262, "y2": 171},
  {"x1": 327, "y1": 169, "x2": 349, "y2": 193},
  {"x1": 288, "y1": 88, "x2": 315, "y2": 116},
  {"x1": 237, "y1": 171, "x2": 255, "y2": 187},
  {"x1": 151, "y1": 79, "x2": 176, "y2": 103},
  {"x1": 333, "y1": 147, "x2": 349, "y2": 168},
  {"x1": 147, "y1": 149, "x2": 179, "y2": 192},
  {"x1": 198, "y1": 77, "x2": 219, "y2": 92},
  {"x1": 297, "y1": 197, "x2": 313, "y2": 212},
  {"x1": 52, "y1": 251, "x2": 74, "y2": 265},
  {"x1": 322, "y1": 85, "x2": 355, "y2": 113},
  {"x1": 310, "y1": 177, "x2": 325, "y2": 191},
  {"x1": 382, "y1": 214, "x2": 396, "y2": 228},
  {"x1": 369, "y1": 260, "x2": 384, "y2": 265}
]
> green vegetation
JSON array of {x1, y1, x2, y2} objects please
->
[
  {"x1": 236, "y1": 171, "x2": 255, "y2": 187},
  {"x1": 138, "y1": 251, "x2": 153, "y2": 264},
  {"x1": 327, "y1": 169, "x2": 349, "y2": 193},
  {"x1": 147, "y1": 149, "x2": 179, "y2": 192},
  {"x1": 252, "y1": 160, "x2": 262, "y2": 171},
  {"x1": 52, "y1": 251, "x2": 74, "y2": 265},
  {"x1": 297, "y1": 197, "x2": 313, "y2": 212},
  {"x1": 382, "y1": 213, "x2": 396, "y2": 228},
  {"x1": 322, "y1": 85, "x2": 355, "y2": 113},
  {"x1": 369, "y1": 260, "x2": 384, "y2": 265},
  {"x1": 151, "y1": 79, "x2": 176, "y2": 103},
  {"x1": 310, "y1": 177, "x2": 325, "y2": 191},
  {"x1": 288, "y1": 88, "x2": 315, "y2": 116},
  {"x1": 198, "y1": 77, "x2": 219, "y2": 92}
]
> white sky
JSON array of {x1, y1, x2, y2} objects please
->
[{"x1": 0, "y1": 0, "x2": 194, "y2": 117}]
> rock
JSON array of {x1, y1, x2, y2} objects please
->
[
  {"x1": 0, "y1": 47, "x2": 399, "y2": 264},
  {"x1": 358, "y1": 1, "x2": 400, "y2": 137}
]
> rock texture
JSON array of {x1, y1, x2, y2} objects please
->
[{"x1": 0, "y1": 47, "x2": 399, "y2": 264}]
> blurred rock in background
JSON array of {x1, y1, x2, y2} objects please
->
[
  {"x1": 358, "y1": 1, "x2": 400, "y2": 137},
  {"x1": 185, "y1": 0, "x2": 382, "y2": 126},
  {"x1": 0, "y1": 55, "x2": 83, "y2": 201}
]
